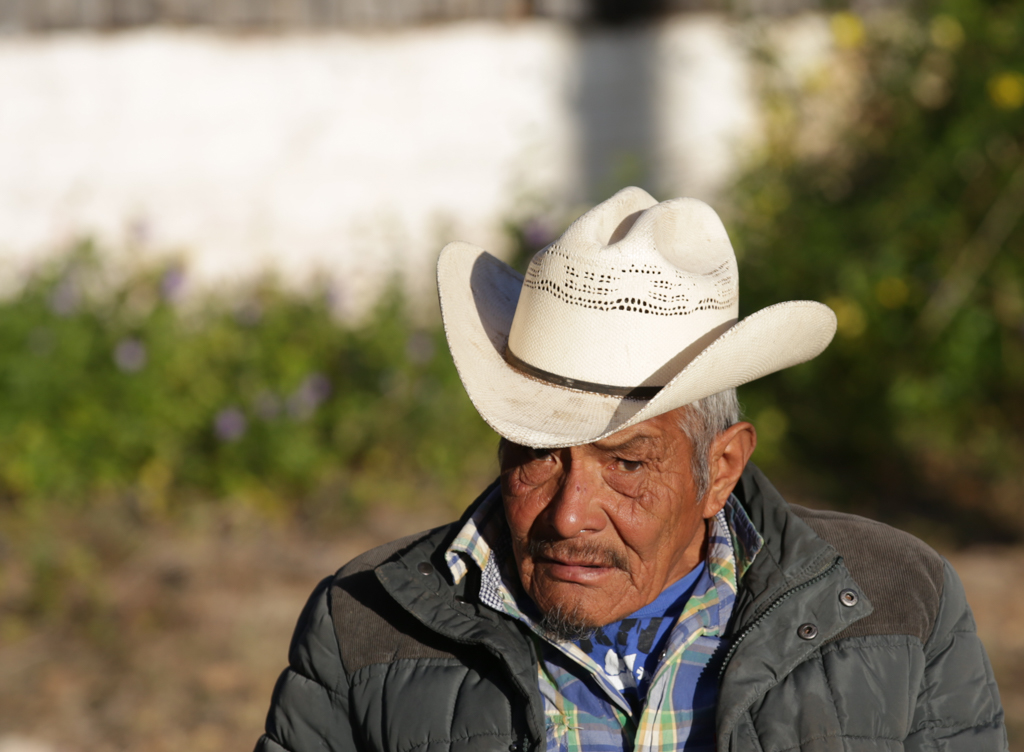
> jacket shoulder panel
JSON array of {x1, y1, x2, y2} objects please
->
[
  {"x1": 330, "y1": 526, "x2": 463, "y2": 674},
  {"x1": 791, "y1": 505, "x2": 944, "y2": 643},
  {"x1": 259, "y1": 576, "x2": 355, "y2": 752}
]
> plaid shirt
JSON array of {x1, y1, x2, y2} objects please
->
[{"x1": 445, "y1": 486, "x2": 764, "y2": 752}]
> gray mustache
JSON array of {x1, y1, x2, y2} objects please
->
[{"x1": 526, "y1": 539, "x2": 629, "y2": 572}]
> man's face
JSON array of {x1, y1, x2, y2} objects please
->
[{"x1": 499, "y1": 408, "x2": 717, "y2": 636}]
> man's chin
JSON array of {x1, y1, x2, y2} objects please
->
[
  {"x1": 530, "y1": 585, "x2": 615, "y2": 642},
  {"x1": 523, "y1": 565, "x2": 633, "y2": 640},
  {"x1": 538, "y1": 600, "x2": 600, "y2": 642}
]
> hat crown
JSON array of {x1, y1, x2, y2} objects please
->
[{"x1": 506, "y1": 188, "x2": 740, "y2": 390}]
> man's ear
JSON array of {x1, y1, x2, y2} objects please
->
[{"x1": 702, "y1": 422, "x2": 757, "y2": 519}]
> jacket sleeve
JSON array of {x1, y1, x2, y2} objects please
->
[
  {"x1": 255, "y1": 575, "x2": 356, "y2": 752},
  {"x1": 904, "y1": 559, "x2": 1008, "y2": 751}
]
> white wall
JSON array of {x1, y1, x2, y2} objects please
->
[{"x1": 0, "y1": 17, "x2": 759, "y2": 310}]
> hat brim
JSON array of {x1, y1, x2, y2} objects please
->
[{"x1": 438, "y1": 241, "x2": 837, "y2": 448}]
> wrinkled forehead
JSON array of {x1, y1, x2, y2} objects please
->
[{"x1": 498, "y1": 406, "x2": 693, "y2": 459}]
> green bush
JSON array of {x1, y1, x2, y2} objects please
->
[
  {"x1": 0, "y1": 243, "x2": 497, "y2": 521},
  {"x1": 727, "y1": 5, "x2": 1024, "y2": 543}
]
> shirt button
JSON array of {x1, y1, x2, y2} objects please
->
[
  {"x1": 839, "y1": 589, "x2": 859, "y2": 607},
  {"x1": 509, "y1": 742, "x2": 521, "y2": 752},
  {"x1": 417, "y1": 562, "x2": 434, "y2": 576},
  {"x1": 797, "y1": 623, "x2": 818, "y2": 640}
]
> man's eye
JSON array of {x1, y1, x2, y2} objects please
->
[
  {"x1": 617, "y1": 458, "x2": 643, "y2": 472},
  {"x1": 529, "y1": 448, "x2": 555, "y2": 461}
]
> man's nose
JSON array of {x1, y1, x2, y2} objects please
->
[{"x1": 543, "y1": 452, "x2": 605, "y2": 539}]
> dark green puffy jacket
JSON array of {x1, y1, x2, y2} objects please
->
[{"x1": 255, "y1": 465, "x2": 1007, "y2": 752}]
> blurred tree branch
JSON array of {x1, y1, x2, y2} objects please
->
[{"x1": 919, "y1": 157, "x2": 1024, "y2": 337}]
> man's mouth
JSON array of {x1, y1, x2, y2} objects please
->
[
  {"x1": 527, "y1": 541, "x2": 628, "y2": 583},
  {"x1": 537, "y1": 557, "x2": 619, "y2": 584}
]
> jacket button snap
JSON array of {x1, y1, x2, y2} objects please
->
[
  {"x1": 417, "y1": 562, "x2": 434, "y2": 576},
  {"x1": 839, "y1": 589, "x2": 859, "y2": 607},
  {"x1": 509, "y1": 742, "x2": 521, "y2": 752},
  {"x1": 797, "y1": 623, "x2": 818, "y2": 640}
]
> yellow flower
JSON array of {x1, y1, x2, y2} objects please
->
[
  {"x1": 988, "y1": 72, "x2": 1024, "y2": 110},
  {"x1": 875, "y1": 277, "x2": 909, "y2": 309},
  {"x1": 826, "y1": 296, "x2": 867, "y2": 338},
  {"x1": 929, "y1": 15, "x2": 965, "y2": 51},
  {"x1": 831, "y1": 12, "x2": 866, "y2": 50}
]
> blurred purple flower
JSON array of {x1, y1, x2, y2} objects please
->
[
  {"x1": 160, "y1": 267, "x2": 187, "y2": 303},
  {"x1": 406, "y1": 331, "x2": 435, "y2": 365},
  {"x1": 214, "y1": 407, "x2": 247, "y2": 442},
  {"x1": 287, "y1": 373, "x2": 332, "y2": 419},
  {"x1": 49, "y1": 278, "x2": 79, "y2": 317},
  {"x1": 114, "y1": 338, "x2": 147, "y2": 373},
  {"x1": 523, "y1": 218, "x2": 552, "y2": 250},
  {"x1": 325, "y1": 284, "x2": 346, "y2": 313},
  {"x1": 254, "y1": 391, "x2": 282, "y2": 421}
]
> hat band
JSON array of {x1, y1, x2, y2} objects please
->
[{"x1": 504, "y1": 347, "x2": 663, "y2": 400}]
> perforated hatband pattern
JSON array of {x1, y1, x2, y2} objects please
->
[{"x1": 522, "y1": 249, "x2": 736, "y2": 317}]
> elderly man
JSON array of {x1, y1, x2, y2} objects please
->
[{"x1": 255, "y1": 189, "x2": 1007, "y2": 752}]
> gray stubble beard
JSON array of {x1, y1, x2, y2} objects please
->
[{"x1": 538, "y1": 599, "x2": 598, "y2": 642}]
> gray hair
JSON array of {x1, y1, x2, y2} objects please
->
[{"x1": 676, "y1": 388, "x2": 741, "y2": 503}]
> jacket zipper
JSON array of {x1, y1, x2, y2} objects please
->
[{"x1": 717, "y1": 557, "x2": 842, "y2": 680}]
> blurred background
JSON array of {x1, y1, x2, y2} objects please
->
[{"x1": 0, "y1": 0, "x2": 1022, "y2": 749}]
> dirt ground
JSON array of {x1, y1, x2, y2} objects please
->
[{"x1": 0, "y1": 505, "x2": 1021, "y2": 752}]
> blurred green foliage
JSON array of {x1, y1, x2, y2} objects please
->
[
  {"x1": 728, "y1": 4, "x2": 1024, "y2": 543},
  {"x1": 0, "y1": 244, "x2": 497, "y2": 524}
]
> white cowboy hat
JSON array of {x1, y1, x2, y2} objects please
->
[{"x1": 437, "y1": 187, "x2": 837, "y2": 448}]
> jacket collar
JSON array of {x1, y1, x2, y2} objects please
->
[
  {"x1": 374, "y1": 481, "x2": 548, "y2": 748},
  {"x1": 730, "y1": 463, "x2": 841, "y2": 623},
  {"x1": 715, "y1": 463, "x2": 873, "y2": 751}
]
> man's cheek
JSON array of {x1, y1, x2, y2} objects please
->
[
  {"x1": 604, "y1": 474, "x2": 641, "y2": 498},
  {"x1": 504, "y1": 491, "x2": 538, "y2": 529}
]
